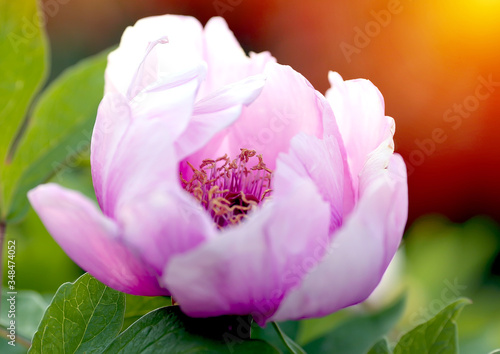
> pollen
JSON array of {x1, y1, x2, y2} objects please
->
[{"x1": 180, "y1": 149, "x2": 273, "y2": 229}]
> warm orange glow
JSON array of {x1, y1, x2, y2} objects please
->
[
  {"x1": 44, "y1": 0, "x2": 500, "y2": 224},
  {"x1": 431, "y1": 0, "x2": 500, "y2": 47}
]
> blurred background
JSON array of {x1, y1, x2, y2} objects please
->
[
  {"x1": 43, "y1": 0, "x2": 500, "y2": 226},
  {"x1": 3, "y1": 0, "x2": 500, "y2": 352}
]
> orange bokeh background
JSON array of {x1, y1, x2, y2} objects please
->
[{"x1": 43, "y1": 0, "x2": 500, "y2": 225}]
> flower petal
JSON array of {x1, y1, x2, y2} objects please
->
[
  {"x1": 175, "y1": 74, "x2": 266, "y2": 163},
  {"x1": 199, "y1": 17, "x2": 275, "y2": 97},
  {"x1": 105, "y1": 15, "x2": 204, "y2": 96},
  {"x1": 163, "y1": 158, "x2": 331, "y2": 325},
  {"x1": 93, "y1": 61, "x2": 205, "y2": 216},
  {"x1": 128, "y1": 58, "x2": 206, "y2": 127},
  {"x1": 270, "y1": 154, "x2": 408, "y2": 321},
  {"x1": 116, "y1": 185, "x2": 216, "y2": 280},
  {"x1": 28, "y1": 183, "x2": 165, "y2": 296},
  {"x1": 91, "y1": 93, "x2": 132, "y2": 212},
  {"x1": 191, "y1": 63, "x2": 330, "y2": 171},
  {"x1": 279, "y1": 133, "x2": 346, "y2": 232},
  {"x1": 326, "y1": 72, "x2": 395, "y2": 195},
  {"x1": 101, "y1": 118, "x2": 178, "y2": 216}
]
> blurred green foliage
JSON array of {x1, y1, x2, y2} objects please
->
[
  {"x1": 4, "y1": 49, "x2": 108, "y2": 223},
  {"x1": 403, "y1": 215, "x2": 500, "y2": 353},
  {"x1": 0, "y1": 0, "x2": 47, "y2": 219},
  {"x1": 2, "y1": 205, "x2": 83, "y2": 294},
  {"x1": 0, "y1": 289, "x2": 48, "y2": 353},
  {"x1": 2, "y1": 157, "x2": 95, "y2": 295}
]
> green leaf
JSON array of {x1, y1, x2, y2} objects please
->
[
  {"x1": 122, "y1": 294, "x2": 171, "y2": 331},
  {"x1": 295, "y1": 307, "x2": 352, "y2": 345},
  {"x1": 3, "y1": 48, "x2": 109, "y2": 223},
  {"x1": 252, "y1": 321, "x2": 301, "y2": 353},
  {"x1": 368, "y1": 338, "x2": 392, "y2": 354},
  {"x1": 0, "y1": 0, "x2": 48, "y2": 217},
  {"x1": 103, "y1": 306, "x2": 279, "y2": 354},
  {"x1": 393, "y1": 298, "x2": 471, "y2": 354},
  {"x1": 271, "y1": 322, "x2": 306, "y2": 354},
  {"x1": 303, "y1": 296, "x2": 406, "y2": 354},
  {"x1": 402, "y1": 217, "x2": 500, "y2": 352},
  {"x1": 29, "y1": 273, "x2": 125, "y2": 354}
]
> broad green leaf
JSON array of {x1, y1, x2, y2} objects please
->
[
  {"x1": 393, "y1": 298, "x2": 470, "y2": 354},
  {"x1": 29, "y1": 273, "x2": 125, "y2": 354},
  {"x1": 0, "y1": 0, "x2": 48, "y2": 217},
  {"x1": 3, "y1": 48, "x2": 109, "y2": 223},
  {"x1": 103, "y1": 306, "x2": 279, "y2": 354},
  {"x1": 368, "y1": 338, "x2": 392, "y2": 354},
  {"x1": 122, "y1": 294, "x2": 171, "y2": 331},
  {"x1": 303, "y1": 296, "x2": 406, "y2": 354}
]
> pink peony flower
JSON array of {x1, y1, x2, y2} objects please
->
[{"x1": 28, "y1": 15, "x2": 407, "y2": 325}]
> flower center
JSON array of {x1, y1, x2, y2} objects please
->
[{"x1": 181, "y1": 149, "x2": 273, "y2": 229}]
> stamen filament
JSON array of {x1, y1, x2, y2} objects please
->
[{"x1": 181, "y1": 149, "x2": 273, "y2": 229}]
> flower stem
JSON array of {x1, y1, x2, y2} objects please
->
[{"x1": 271, "y1": 322, "x2": 306, "y2": 354}]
